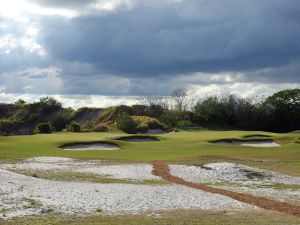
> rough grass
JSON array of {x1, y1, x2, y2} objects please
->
[
  {"x1": 8, "y1": 169, "x2": 168, "y2": 185},
  {"x1": 1, "y1": 210, "x2": 299, "y2": 225},
  {"x1": 0, "y1": 131, "x2": 299, "y2": 175},
  {"x1": 22, "y1": 198, "x2": 42, "y2": 209},
  {"x1": 207, "y1": 181, "x2": 300, "y2": 190}
]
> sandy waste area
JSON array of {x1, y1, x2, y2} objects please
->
[{"x1": 0, "y1": 157, "x2": 299, "y2": 219}]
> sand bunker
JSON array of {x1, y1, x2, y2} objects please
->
[
  {"x1": 243, "y1": 134, "x2": 271, "y2": 138},
  {"x1": 212, "y1": 139, "x2": 281, "y2": 147},
  {"x1": 61, "y1": 142, "x2": 120, "y2": 151},
  {"x1": 146, "y1": 129, "x2": 166, "y2": 134},
  {"x1": 117, "y1": 136, "x2": 159, "y2": 142}
]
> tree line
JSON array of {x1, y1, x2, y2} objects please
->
[{"x1": 140, "y1": 88, "x2": 300, "y2": 132}]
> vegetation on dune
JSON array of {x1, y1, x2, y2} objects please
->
[
  {"x1": 131, "y1": 116, "x2": 166, "y2": 132},
  {"x1": 72, "y1": 107, "x2": 103, "y2": 129},
  {"x1": 115, "y1": 112, "x2": 138, "y2": 134},
  {"x1": 96, "y1": 105, "x2": 132, "y2": 126}
]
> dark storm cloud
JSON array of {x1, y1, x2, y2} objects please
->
[
  {"x1": 1, "y1": 0, "x2": 300, "y2": 97},
  {"x1": 39, "y1": 0, "x2": 300, "y2": 80}
]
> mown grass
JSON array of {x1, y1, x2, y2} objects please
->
[
  {"x1": 0, "y1": 130, "x2": 299, "y2": 175},
  {"x1": 1, "y1": 210, "x2": 299, "y2": 225}
]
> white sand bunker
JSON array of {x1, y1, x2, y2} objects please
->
[
  {"x1": 170, "y1": 162, "x2": 300, "y2": 185},
  {"x1": 213, "y1": 139, "x2": 281, "y2": 148},
  {"x1": 118, "y1": 136, "x2": 159, "y2": 142},
  {"x1": 62, "y1": 142, "x2": 120, "y2": 151}
]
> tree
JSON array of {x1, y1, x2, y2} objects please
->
[
  {"x1": 115, "y1": 112, "x2": 137, "y2": 133},
  {"x1": 39, "y1": 97, "x2": 62, "y2": 108},
  {"x1": 14, "y1": 99, "x2": 26, "y2": 105},
  {"x1": 170, "y1": 88, "x2": 191, "y2": 113},
  {"x1": 194, "y1": 96, "x2": 228, "y2": 123},
  {"x1": 263, "y1": 89, "x2": 300, "y2": 132}
]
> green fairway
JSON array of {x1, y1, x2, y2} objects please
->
[{"x1": 0, "y1": 131, "x2": 299, "y2": 175}]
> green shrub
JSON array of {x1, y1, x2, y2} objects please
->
[
  {"x1": 67, "y1": 121, "x2": 81, "y2": 132},
  {"x1": 34, "y1": 123, "x2": 52, "y2": 134},
  {"x1": 0, "y1": 132, "x2": 8, "y2": 136},
  {"x1": 51, "y1": 109, "x2": 73, "y2": 131},
  {"x1": 27, "y1": 113, "x2": 38, "y2": 123},
  {"x1": 115, "y1": 112, "x2": 137, "y2": 133},
  {"x1": 159, "y1": 110, "x2": 183, "y2": 128},
  {"x1": 176, "y1": 120, "x2": 193, "y2": 128}
]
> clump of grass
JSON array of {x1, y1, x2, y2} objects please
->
[
  {"x1": 242, "y1": 169, "x2": 268, "y2": 180},
  {"x1": 96, "y1": 208, "x2": 102, "y2": 213},
  {"x1": 257, "y1": 183, "x2": 300, "y2": 190},
  {"x1": 22, "y1": 198, "x2": 42, "y2": 208},
  {"x1": 0, "y1": 208, "x2": 8, "y2": 217}
]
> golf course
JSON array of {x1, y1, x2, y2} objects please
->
[
  {"x1": 0, "y1": 131, "x2": 299, "y2": 173},
  {"x1": 0, "y1": 130, "x2": 300, "y2": 224}
]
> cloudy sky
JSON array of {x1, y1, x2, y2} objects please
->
[{"x1": 0, "y1": 0, "x2": 299, "y2": 108}]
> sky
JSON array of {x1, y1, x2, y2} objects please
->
[{"x1": 0, "y1": 0, "x2": 299, "y2": 108}]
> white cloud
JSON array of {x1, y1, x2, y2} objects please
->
[
  {"x1": 0, "y1": 93, "x2": 139, "y2": 109},
  {"x1": 189, "y1": 83, "x2": 300, "y2": 100},
  {"x1": 0, "y1": 0, "x2": 77, "y2": 20},
  {"x1": 0, "y1": 24, "x2": 46, "y2": 56},
  {"x1": 0, "y1": 67, "x2": 63, "y2": 94}
]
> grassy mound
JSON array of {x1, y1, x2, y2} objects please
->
[
  {"x1": 132, "y1": 116, "x2": 166, "y2": 133},
  {"x1": 94, "y1": 106, "x2": 167, "y2": 133}
]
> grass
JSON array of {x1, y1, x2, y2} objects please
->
[
  {"x1": 0, "y1": 130, "x2": 299, "y2": 175},
  {"x1": 9, "y1": 169, "x2": 168, "y2": 185},
  {"x1": 258, "y1": 183, "x2": 300, "y2": 190},
  {"x1": 206, "y1": 181, "x2": 300, "y2": 190},
  {"x1": 1, "y1": 210, "x2": 299, "y2": 225},
  {"x1": 22, "y1": 198, "x2": 42, "y2": 209}
]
